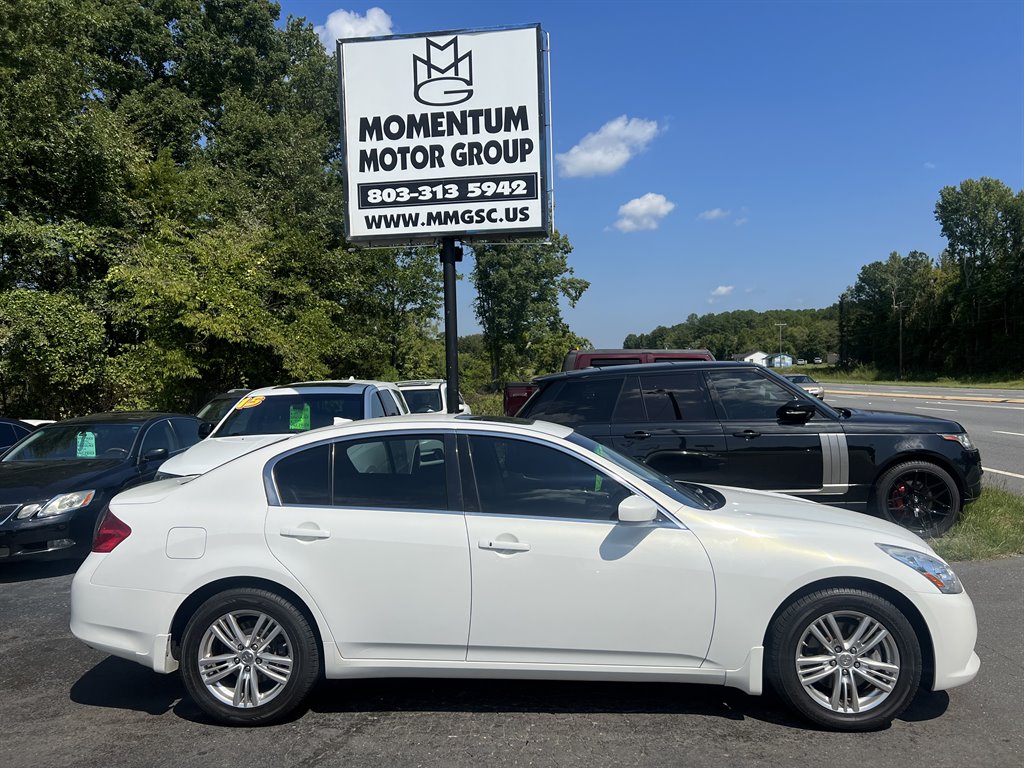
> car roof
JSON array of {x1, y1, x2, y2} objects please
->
[
  {"x1": 287, "y1": 412, "x2": 573, "y2": 443},
  {"x1": 534, "y1": 359, "x2": 757, "y2": 383},
  {"x1": 244, "y1": 380, "x2": 394, "y2": 396},
  {"x1": 396, "y1": 379, "x2": 445, "y2": 387},
  {"x1": 0, "y1": 416, "x2": 33, "y2": 428},
  {"x1": 48, "y1": 411, "x2": 196, "y2": 426}
]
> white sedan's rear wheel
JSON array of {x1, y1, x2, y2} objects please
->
[{"x1": 181, "y1": 588, "x2": 319, "y2": 725}]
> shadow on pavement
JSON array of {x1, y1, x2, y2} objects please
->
[
  {"x1": 0, "y1": 558, "x2": 80, "y2": 583},
  {"x1": 69, "y1": 661, "x2": 949, "y2": 729}
]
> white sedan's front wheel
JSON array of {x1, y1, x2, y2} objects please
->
[
  {"x1": 767, "y1": 588, "x2": 922, "y2": 731},
  {"x1": 181, "y1": 589, "x2": 320, "y2": 725}
]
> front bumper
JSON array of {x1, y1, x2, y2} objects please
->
[
  {"x1": 0, "y1": 507, "x2": 97, "y2": 561},
  {"x1": 70, "y1": 554, "x2": 184, "y2": 673},
  {"x1": 915, "y1": 588, "x2": 980, "y2": 691}
]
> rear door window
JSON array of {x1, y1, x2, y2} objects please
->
[{"x1": 639, "y1": 372, "x2": 716, "y2": 421}]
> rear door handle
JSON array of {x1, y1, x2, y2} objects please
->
[
  {"x1": 628, "y1": 431, "x2": 651, "y2": 440},
  {"x1": 733, "y1": 429, "x2": 761, "y2": 439},
  {"x1": 478, "y1": 539, "x2": 531, "y2": 552},
  {"x1": 280, "y1": 527, "x2": 331, "y2": 540}
]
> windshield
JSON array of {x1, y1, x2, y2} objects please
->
[
  {"x1": 214, "y1": 393, "x2": 364, "y2": 436},
  {"x1": 4, "y1": 423, "x2": 142, "y2": 461},
  {"x1": 566, "y1": 433, "x2": 719, "y2": 510},
  {"x1": 402, "y1": 389, "x2": 443, "y2": 413},
  {"x1": 786, "y1": 375, "x2": 813, "y2": 384}
]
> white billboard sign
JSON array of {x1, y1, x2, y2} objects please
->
[{"x1": 338, "y1": 25, "x2": 550, "y2": 244}]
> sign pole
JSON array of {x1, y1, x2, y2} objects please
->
[{"x1": 441, "y1": 236, "x2": 462, "y2": 413}]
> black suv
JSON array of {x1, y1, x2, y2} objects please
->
[{"x1": 516, "y1": 361, "x2": 982, "y2": 536}]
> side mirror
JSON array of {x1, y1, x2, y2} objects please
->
[
  {"x1": 777, "y1": 400, "x2": 815, "y2": 424},
  {"x1": 617, "y1": 494, "x2": 658, "y2": 523},
  {"x1": 143, "y1": 447, "x2": 168, "y2": 462},
  {"x1": 197, "y1": 422, "x2": 215, "y2": 439}
]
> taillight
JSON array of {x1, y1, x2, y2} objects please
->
[{"x1": 92, "y1": 509, "x2": 132, "y2": 553}]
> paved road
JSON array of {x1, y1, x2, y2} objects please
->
[
  {"x1": 2, "y1": 557, "x2": 1021, "y2": 768},
  {"x1": 822, "y1": 383, "x2": 1024, "y2": 496}
]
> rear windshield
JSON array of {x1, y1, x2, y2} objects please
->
[
  {"x1": 403, "y1": 389, "x2": 443, "y2": 413},
  {"x1": 215, "y1": 393, "x2": 364, "y2": 436}
]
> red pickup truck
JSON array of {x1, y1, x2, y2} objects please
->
[{"x1": 503, "y1": 348, "x2": 715, "y2": 416}]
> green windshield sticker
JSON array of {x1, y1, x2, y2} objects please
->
[
  {"x1": 594, "y1": 444, "x2": 605, "y2": 491},
  {"x1": 289, "y1": 403, "x2": 311, "y2": 431},
  {"x1": 76, "y1": 432, "x2": 97, "y2": 458}
]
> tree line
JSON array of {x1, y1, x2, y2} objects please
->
[
  {"x1": 0, "y1": 0, "x2": 585, "y2": 418},
  {"x1": 626, "y1": 177, "x2": 1023, "y2": 377}
]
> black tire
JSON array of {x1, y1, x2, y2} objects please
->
[
  {"x1": 181, "y1": 588, "x2": 320, "y2": 726},
  {"x1": 766, "y1": 588, "x2": 921, "y2": 731},
  {"x1": 875, "y1": 460, "x2": 961, "y2": 537}
]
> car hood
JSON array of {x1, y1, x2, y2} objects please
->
[
  {"x1": 157, "y1": 435, "x2": 288, "y2": 477},
  {"x1": 838, "y1": 407, "x2": 964, "y2": 434},
  {"x1": 691, "y1": 484, "x2": 931, "y2": 551},
  {"x1": 0, "y1": 460, "x2": 127, "y2": 502}
]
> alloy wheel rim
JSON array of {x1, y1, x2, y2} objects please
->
[
  {"x1": 886, "y1": 470, "x2": 953, "y2": 535},
  {"x1": 197, "y1": 610, "x2": 294, "y2": 709},
  {"x1": 794, "y1": 609, "x2": 901, "y2": 715}
]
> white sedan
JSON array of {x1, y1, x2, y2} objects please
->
[{"x1": 71, "y1": 415, "x2": 979, "y2": 730}]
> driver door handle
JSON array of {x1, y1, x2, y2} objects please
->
[
  {"x1": 733, "y1": 429, "x2": 761, "y2": 439},
  {"x1": 628, "y1": 431, "x2": 651, "y2": 440},
  {"x1": 280, "y1": 527, "x2": 331, "y2": 540},
  {"x1": 478, "y1": 539, "x2": 531, "y2": 552}
]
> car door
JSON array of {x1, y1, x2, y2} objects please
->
[
  {"x1": 462, "y1": 433, "x2": 715, "y2": 667},
  {"x1": 608, "y1": 373, "x2": 728, "y2": 484},
  {"x1": 264, "y1": 432, "x2": 471, "y2": 661},
  {"x1": 705, "y1": 369, "x2": 846, "y2": 494}
]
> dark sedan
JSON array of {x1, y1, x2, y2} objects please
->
[
  {"x1": 0, "y1": 417, "x2": 34, "y2": 452},
  {"x1": 0, "y1": 412, "x2": 201, "y2": 561}
]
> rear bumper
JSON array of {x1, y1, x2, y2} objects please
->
[{"x1": 70, "y1": 554, "x2": 183, "y2": 673}]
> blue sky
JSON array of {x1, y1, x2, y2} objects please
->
[{"x1": 280, "y1": 0, "x2": 1023, "y2": 347}]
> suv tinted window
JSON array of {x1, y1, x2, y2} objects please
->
[
  {"x1": 334, "y1": 435, "x2": 447, "y2": 510},
  {"x1": 524, "y1": 377, "x2": 623, "y2": 425},
  {"x1": 468, "y1": 435, "x2": 628, "y2": 521},
  {"x1": 378, "y1": 390, "x2": 402, "y2": 416},
  {"x1": 707, "y1": 369, "x2": 796, "y2": 420},
  {"x1": 640, "y1": 372, "x2": 716, "y2": 421},
  {"x1": 170, "y1": 418, "x2": 201, "y2": 450},
  {"x1": 588, "y1": 357, "x2": 642, "y2": 367}
]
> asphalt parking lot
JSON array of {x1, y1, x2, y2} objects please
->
[{"x1": 2, "y1": 557, "x2": 1022, "y2": 768}]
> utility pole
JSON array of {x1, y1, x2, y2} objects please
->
[
  {"x1": 894, "y1": 302, "x2": 904, "y2": 381},
  {"x1": 775, "y1": 323, "x2": 787, "y2": 358}
]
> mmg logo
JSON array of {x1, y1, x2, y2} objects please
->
[{"x1": 413, "y1": 37, "x2": 473, "y2": 106}]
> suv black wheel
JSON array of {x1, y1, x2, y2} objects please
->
[
  {"x1": 875, "y1": 461, "x2": 961, "y2": 537},
  {"x1": 766, "y1": 588, "x2": 921, "y2": 731},
  {"x1": 181, "y1": 588, "x2": 320, "y2": 726}
]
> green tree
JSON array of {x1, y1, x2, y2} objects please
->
[
  {"x1": 0, "y1": 289, "x2": 107, "y2": 417},
  {"x1": 471, "y1": 231, "x2": 589, "y2": 385}
]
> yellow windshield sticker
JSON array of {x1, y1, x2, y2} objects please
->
[
  {"x1": 235, "y1": 395, "x2": 265, "y2": 410},
  {"x1": 289, "y1": 403, "x2": 311, "y2": 431},
  {"x1": 76, "y1": 431, "x2": 97, "y2": 458}
]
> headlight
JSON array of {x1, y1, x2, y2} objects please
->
[
  {"x1": 941, "y1": 432, "x2": 974, "y2": 449},
  {"x1": 15, "y1": 490, "x2": 96, "y2": 520},
  {"x1": 878, "y1": 544, "x2": 963, "y2": 594}
]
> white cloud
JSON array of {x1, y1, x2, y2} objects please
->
[
  {"x1": 734, "y1": 216, "x2": 748, "y2": 227},
  {"x1": 698, "y1": 208, "x2": 730, "y2": 221},
  {"x1": 707, "y1": 285, "x2": 735, "y2": 304},
  {"x1": 614, "y1": 193, "x2": 675, "y2": 232},
  {"x1": 924, "y1": 161, "x2": 937, "y2": 169},
  {"x1": 556, "y1": 116, "x2": 660, "y2": 177},
  {"x1": 315, "y1": 7, "x2": 392, "y2": 48}
]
